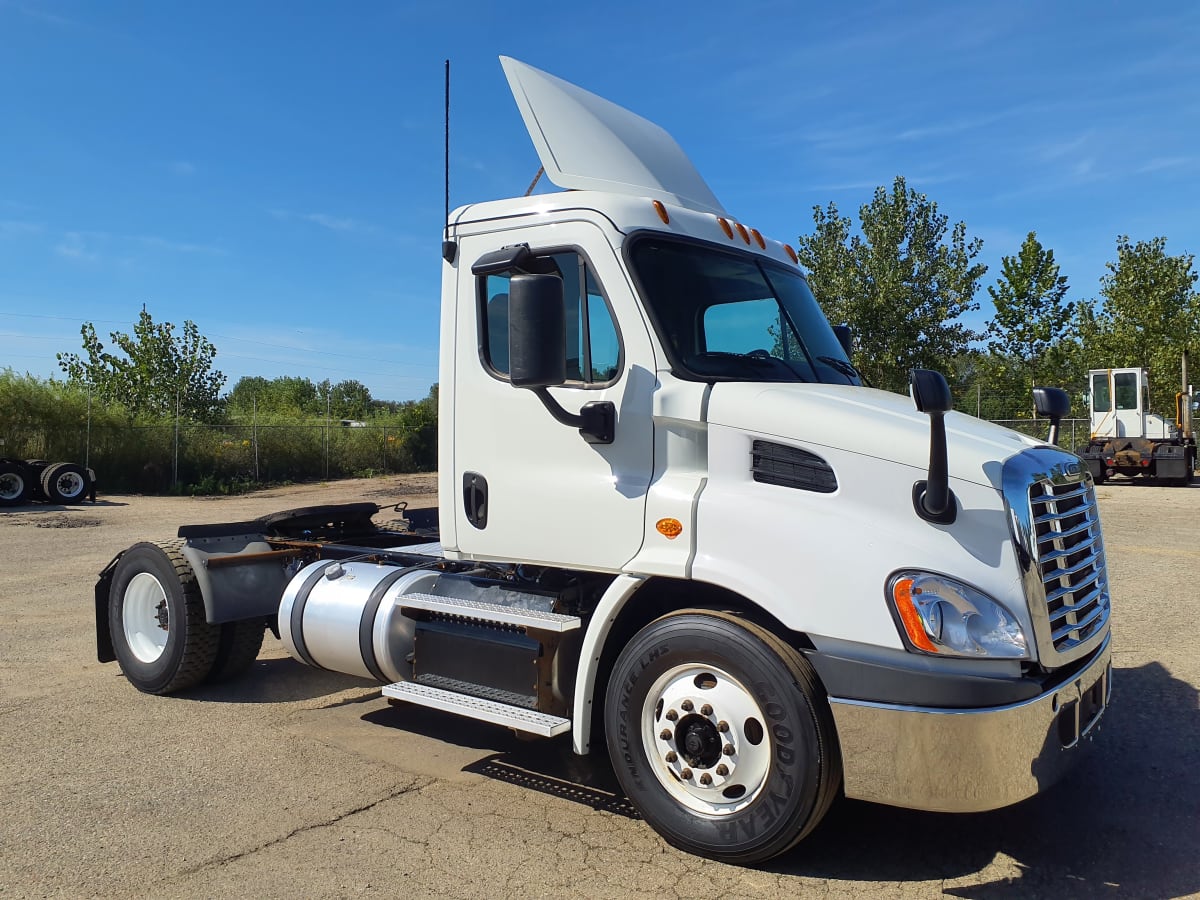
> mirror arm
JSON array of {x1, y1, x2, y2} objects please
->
[{"x1": 532, "y1": 388, "x2": 616, "y2": 444}]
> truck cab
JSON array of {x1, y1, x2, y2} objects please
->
[{"x1": 1080, "y1": 367, "x2": 1195, "y2": 484}]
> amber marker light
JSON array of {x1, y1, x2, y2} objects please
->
[
  {"x1": 717, "y1": 217, "x2": 734, "y2": 239},
  {"x1": 892, "y1": 577, "x2": 938, "y2": 653},
  {"x1": 750, "y1": 228, "x2": 766, "y2": 249},
  {"x1": 653, "y1": 200, "x2": 670, "y2": 224},
  {"x1": 656, "y1": 518, "x2": 683, "y2": 539},
  {"x1": 734, "y1": 222, "x2": 751, "y2": 244},
  {"x1": 784, "y1": 244, "x2": 799, "y2": 264}
]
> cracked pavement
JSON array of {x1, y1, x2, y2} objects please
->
[{"x1": 1, "y1": 474, "x2": 1197, "y2": 898}]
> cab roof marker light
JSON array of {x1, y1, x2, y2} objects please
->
[
  {"x1": 784, "y1": 244, "x2": 799, "y2": 264},
  {"x1": 652, "y1": 200, "x2": 670, "y2": 224},
  {"x1": 734, "y1": 222, "x2": 751, "y2": 244},
  {"x1": 717, "y1": 217, "x2": 734, "y2": 239},
  {"x1": 750, "y1": 228, "x2": 766, "y2": 249}
]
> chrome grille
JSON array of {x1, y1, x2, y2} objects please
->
[
  {"x1": 1002, "y1": 448, "x2": 1112, "y2": 666},
  {"x1": 1029, "y1": 479, "x2": 1110, "y2": 653}
]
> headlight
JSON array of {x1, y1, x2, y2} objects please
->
[{"x1": 887, "y1": 571, "x2": 1028, "y2": 659}]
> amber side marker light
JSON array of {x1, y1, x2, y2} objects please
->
[
  {"x1": 656, "y1": 518, "x2": 683, "y2": 539},
  {"x1": 653, "y1": 200, "x2": 670, "y2": 224},
  {"x1": 734, "y1": 222, "x2": 751, "y2": 244},
  {"x1": 784, "y1": 244, "x2": 799, "y2": 264},
  {"x1": 750, "y1": 228, "x2": 766, "y2": 249},
  {"x1": 892, "y1": 577, "x2": 938, "y2": 653},
  {"x1": 717, "y1": 217, "x2": 734, "y2": 239}
]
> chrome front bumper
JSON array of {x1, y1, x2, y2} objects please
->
[{"x1": 828, "y1": 636, "x2": 1112, "y2": 813}]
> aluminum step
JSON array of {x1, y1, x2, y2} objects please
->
[
  {"x1": 398, "y1": 592, "x2": 582, "y2": 633},
  {"x1": 382, "y1": 681, "x2": 571, "y2": 737}
]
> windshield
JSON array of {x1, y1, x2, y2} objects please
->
[{"x1": 628, "y1": 237, "x2": 860, "y2": 385}]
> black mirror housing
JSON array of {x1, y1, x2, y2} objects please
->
[
  {"x1": 833, "y1": 324, "x2": 853, "y2": 358},
  {"x1": 1032, "y1": 386, "x2": 1070, "y2": 419},
  {"x1": 509, "y1": 273, "x2": 567, "y2": 388},
  {"x1": 909, "y1": 369, "x2": 953, "y2": 414}
]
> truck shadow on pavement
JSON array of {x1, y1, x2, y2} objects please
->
[{"x1": 372, "y1": 662, "x2": 1195, "y2": 896}]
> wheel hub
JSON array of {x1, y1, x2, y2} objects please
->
[{"x1": 643, "y1": 664, "x2": 772, "y2": 815}]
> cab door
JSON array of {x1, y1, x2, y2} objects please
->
[{"x1": 448, "y1": 222, "x2": 657, "y2": 571}]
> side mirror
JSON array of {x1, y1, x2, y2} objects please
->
[
  {"x1": 508, "y1": 273, "x2": 567, "y2": 388},
  {"x1": 506, "y1": 272, "x2": 615, "y2": 444},
  {"x1": 832, "y1": 324, "x2": 853, "y2": 358},
  {"x1": 1032, "y1": 386, "x2": 1070, "y2": 446},
  {"x1": 909, "y1": 369, "x2": 955, "y2": 523}
]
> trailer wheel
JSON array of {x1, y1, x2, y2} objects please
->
[
  {"x1": 108, "y1": 541, "x2": 220, "y2": 694},
  {"x1": 0, "y1": 461, "x2": 30, "y2": 506},
  {"x1": 604, "y1": 610, "x2": 841, "y2": 864},
  {"x1": 208, "y1": 619, "x2": 266, "y2": 682},
  {"x1": 41, "y1": 463, "x2": 90, "y2": 504}
]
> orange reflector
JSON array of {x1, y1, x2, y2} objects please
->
[
  {"x1": 892, "y1": 577, "x2": 938, "y2": 653},
  {"x1": 656, "y1": 518, "x2": 683, "y2": 539},
  {"x1": 784, "y1": 244, "x2": 798, "y2": 264},
  {"x1": 652, "y1": 200, "x2": 670, "y2": 224},
  {"x1": 750, "y1": 228, "x2": 766, "y2": 249},
  {"x1": 734, "y1": 222, "x2": 750, "y2": 244},
  {"x1": 718, "y1": 217, "x2": 734, "y2": 239}
]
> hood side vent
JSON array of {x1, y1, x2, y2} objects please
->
[{"x1": 752, "y1": 440, "x2": 837, "y2": 493}]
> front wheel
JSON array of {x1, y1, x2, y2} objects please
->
[{"x1": 604, "y1": 610, "x2": 841, "y2": 864}]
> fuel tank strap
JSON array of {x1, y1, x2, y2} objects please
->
[
  {"x1": 289, "y1": 562, "x2": 338, "y2": 668},
  {"x1": 358, "y1": 567, "x2": 419, "y2": 682}
]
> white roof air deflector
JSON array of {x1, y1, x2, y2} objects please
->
[{"x1": 500, "y1": 56, "x2": 726, "y2": 216}]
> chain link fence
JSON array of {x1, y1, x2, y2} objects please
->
[{"x1": 3, "y1": 421, "x2": 435, "y2": 493}]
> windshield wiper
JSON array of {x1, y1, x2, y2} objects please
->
[{"x1": 818, "y1": 356, "x2": 867, "y2": 386}]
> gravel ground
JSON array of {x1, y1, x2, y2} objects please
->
[{"x1": 0, "y1": 474, "x2": 1197, "y2": 899}]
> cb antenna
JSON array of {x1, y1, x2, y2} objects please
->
[{"x1": 442, "y1": 59, "x2": 456, "y2": 263}]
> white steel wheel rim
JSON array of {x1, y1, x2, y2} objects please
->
[
  {"x1": 0, "y1": 473, "x2": 22, "y2": 500},
  {"x1": 55, "y1": 471, "x2": 86, "y2": 498},
  {"x1": 642, "y1": 663, "x2": 772, "y2": 816},
  {"x1": 123, "y1": 572, "x2": 170, "y2": 664}
]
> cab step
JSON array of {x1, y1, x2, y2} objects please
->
[
  {"x1": 398, "y1": 592, "x2": 582, "y2": 633},
  {"x1": 382, "y1": 680, "x2": 571, "y2": 737}
]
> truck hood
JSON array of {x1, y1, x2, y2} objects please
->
[
  {"x1": 707, "y1": 382, "x2": 1042, "y2": 489},
  {"x1": 499, "y1": 56, "x2": 726, "y2": 216}
]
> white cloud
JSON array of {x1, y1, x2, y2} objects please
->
[
  {"x1": 168, "y1": 161, "x2": 196, "y2": 177},
  {"x1": 55, "y1": 232, "x2": 100, "y2": 262}
]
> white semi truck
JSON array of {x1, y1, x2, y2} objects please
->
[{"x1": 94, "y1": 58, "x2": 1112, "y2": 864}]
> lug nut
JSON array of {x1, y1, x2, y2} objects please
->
[
  {"x1": 665, "y1": 709, "x2": 679, "y2": 721},
  {"x1": 699, "y1": 773, "x2": 712, "y2": 786},
  {"x1": 660, "y1": 729, "x2": 672, "y2": 741},
  {"x1": 701, "y1": 704, "x2": 713, "y2": 716},
  {"x1": 681, "y1": 700, "x2": 694, "y2": 712},
  {"x1": 717, "y1": 720, "x2": 729, "y2": 733},
  {"x1": 680, "y1": 768, "x2": 693, "y2": 780},
  {"x1": 716, "y1": 764, "x2": 729, "y2": 776},
  {"x1": 722, "y1": 744, "x2": 735, "y2": 756},
  {"x1": 665, "y1": 751, "x2": 677, "y2": 763}
]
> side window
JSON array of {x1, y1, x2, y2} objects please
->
[
  {"x1": 1114, "y1": 372, "x2": 1138, "y2": 410},
  {"x1": 479, "y1": 250, "x2": 621, "y2": 385},
  {"x1": 1091, "y1": 373, "x2": 1110, "y2": 413}
]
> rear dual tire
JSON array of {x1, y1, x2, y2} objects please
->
[
  {"x1": 109, "y1": 542, "x2": 264, "y2": 693},
  {"x1": 0, "y1": 462, "x2": 30, "y2": 506}
]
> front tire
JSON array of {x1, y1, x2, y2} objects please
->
[
  {"x1": 604, "y1": 610, "x2": 841, "y2": 864},
  {"x1": 109, "y1": 541, "x2": 220, "y2": 694}
]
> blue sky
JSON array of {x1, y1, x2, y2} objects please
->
[{"x1": 2, "y1": 1, "x2": 1197, "y2": 402}]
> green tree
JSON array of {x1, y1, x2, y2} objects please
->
[
  {"x1": 57, "y1": 310, "x2": 225, "y2": 420},
  {"x1": 984, "y1": 232, "x2": 1078, "y2": 416},
  {"x1": 1080, "y1": 235, "x2": 1200, "y2": 414},
  {"x1": 797, "y1": 176, "x2": 986, "y2": 392},
  {"x1": 226, "y1": 375, "x2": 320, "y2": 416}
]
